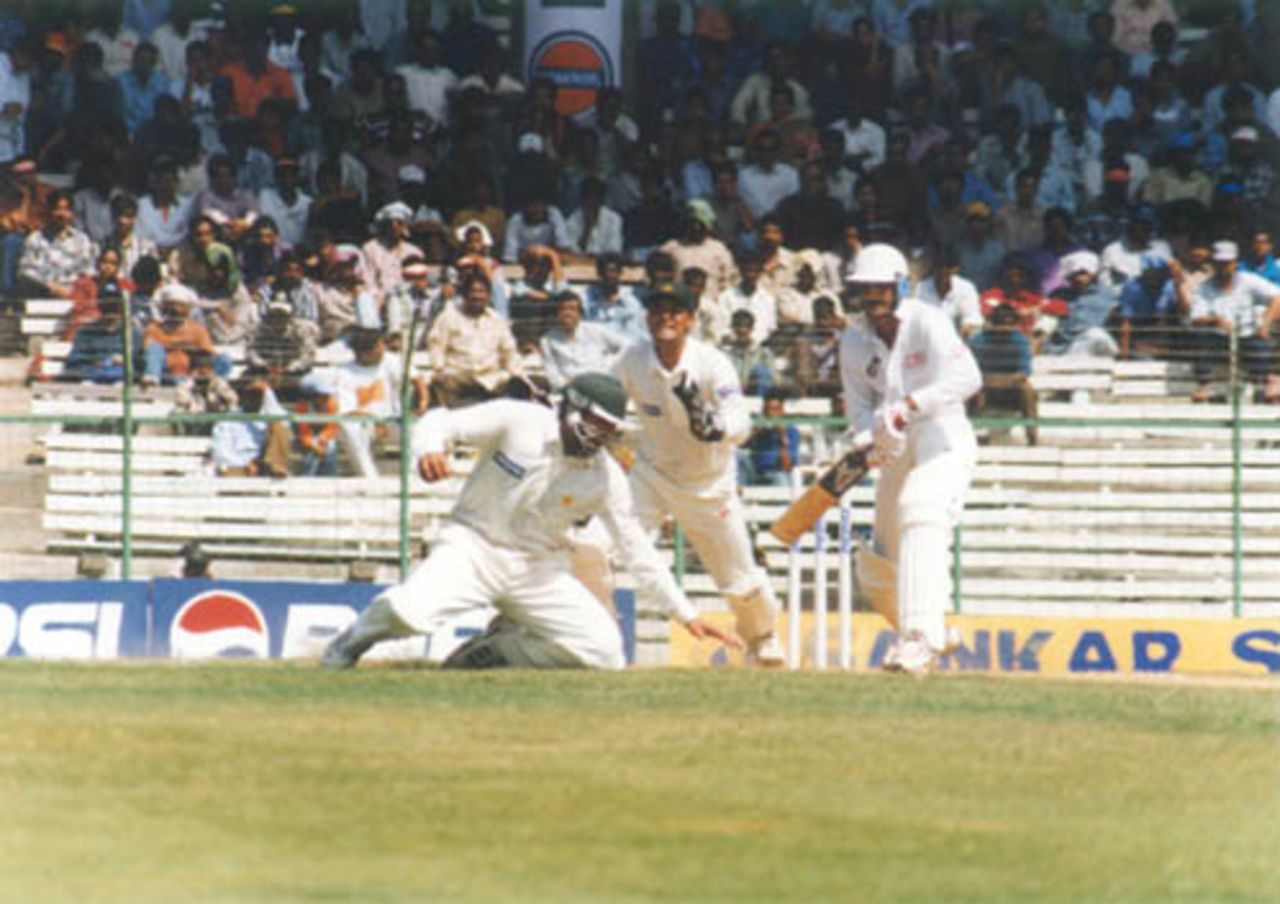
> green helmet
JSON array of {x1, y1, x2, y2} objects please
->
[{"x1": 565, "y1": 373, "x2": 628, "y2": 425}]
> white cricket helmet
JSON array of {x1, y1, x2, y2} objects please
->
[{"x1": 844, "y1": 243, "x2": 910, "y2": 286}]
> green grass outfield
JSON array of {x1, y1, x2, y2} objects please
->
[{"x1": 2, "y1": 664, "x2": 1277, "y2": 904}]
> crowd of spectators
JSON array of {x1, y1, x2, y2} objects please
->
[{"x1": 4, "y1": 0, "x2": 1280, "y2": 480}]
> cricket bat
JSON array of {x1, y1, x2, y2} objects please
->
[{"x1": 770, "y1": 431, "x2": 874, "y2": 545}]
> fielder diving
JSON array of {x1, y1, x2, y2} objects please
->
[
  {"x1": 839, "y1": 244, "x2": 982, "y2": 674},
  {"x1": 322, "y1": 372, "x2": 739, "y2": 669}
]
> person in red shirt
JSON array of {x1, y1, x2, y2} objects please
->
[
  {"x1": 218, "y1": 28, "x2": 296, "y2": 120},
  {"x1": 979, "y1": 253, "x2": 1067, "y2": 352}
]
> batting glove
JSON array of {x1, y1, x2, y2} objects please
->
[
  {"x1": 672, "y1": 374, "x2": 726, "y2": 442},
  {"x1": 871, "y1": 402, "x2": 909, "y2": 464}
]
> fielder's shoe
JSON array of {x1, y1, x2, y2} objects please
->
[
  {"x1": 749, "y1": 633, "x2": 787, "y2": 669},
  {"x1": 940, "y1": 624, "x2": 964, "y2": 657},
  {"x1": 882, "y1": 631, "x2": 936, "y2": 675},
  {"x1": 321, "y1": 625, "x2": 368, "y2": 670}
]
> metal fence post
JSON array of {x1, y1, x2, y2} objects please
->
[
  {"x1": 120, "y1": 308, "x2": 135, "y2": 579},
  {"x1": 1230, "y1": 326, "x2": 1243, "y2": 617}
]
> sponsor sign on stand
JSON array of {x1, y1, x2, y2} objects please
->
[
  {"x1": 524, "y1": 1, "x2": 622, "y2": 118},
  {"x1": 0, "y1": 582, "x2": 148, "y2": 659}
]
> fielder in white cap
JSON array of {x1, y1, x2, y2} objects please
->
[
  {"x1": 323, "y1": 373, "x2": 738, "y2": 669},
  {"x1": 838, "y1": 243, "x2": 982, "y2": 673}
]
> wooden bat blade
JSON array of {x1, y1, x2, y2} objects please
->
[{"x1": 769, "y1": 448, "x2": 873, "y2": 545}]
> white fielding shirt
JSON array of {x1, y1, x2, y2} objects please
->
[
  {"x1": 410, "y1": 400, "x2": 698, "y2": 622},
  {"x1": 614, "y1": 337, "x2": 752, "y2": 495},
  {"x1": 839, "y1": 297, "x2": 982, "y2": 442}
]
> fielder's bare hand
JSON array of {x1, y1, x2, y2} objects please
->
[
  {"x1": 683, "y1": 617, "x2": 743, "y2": 650},
  {"x1": 417, "y1": 452, "x2": 451, "y2": 482}
]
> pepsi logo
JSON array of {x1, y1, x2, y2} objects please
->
[
  {"x1": 528, "y1": 30, "x2": 614, "y2": 117},
  {"x1": 170, "y1": 591, "x2": 269, "y2": 659}
]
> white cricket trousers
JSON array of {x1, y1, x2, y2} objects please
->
[
  {"x1": 872, "y1": 420, "x2": 977, "y2": 650},
  {"x1": 630, "y1": 464, "x2": 779, "y2": 642},
  {"x1": 381, "y1": 522, "x2": 626, "y2": 669}
]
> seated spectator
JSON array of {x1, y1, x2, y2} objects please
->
[
  {"x1": 538, "y1": 290, "x2": 629, "y2": 390},
  {"x1": 361, "y1": 113, "x2": 433, "y2": 208},
  {"x1": 218, "y1": 28, "x2": 296, "y2": 121},
  {"x1": 748, "y1": 82, "x2": 818, "y2": 169},
  {"x1": 210, "y1": 370, "x2": 291, "y2": 478},
  {"x1": 398, "y1": 165, "x2": 450, "y2": 262},
  {"x1": 1043, "y1": 251, "x2": 1121, "y2": 358},
  {"x1": 1143, "y1": 131, "x2": 1213, "y2": 211},
  {"x1": 738, "y1": 128, "x2": 800, "y2": 219},
  {"x1": 1026, "y1": 207, "x2": 1085, "y2": 297},
  {"x1": 1185, "y1": 240, "x2": 1280, "y2": 402},
  {"x1": 565, "y1": 176, "x2": 624, "y2": 257},
  {"x1": 0, "y1": 158, "x2": 48, "y2": 294},
  {"x1": 622, "y1": 161, "x2": 681, "y2": 255},
  {"x1": 18, "y1": 189, "x2": 96, "y2": 299},
  {"x1": 136, "y1": 156, "x2": 195, "y2": 254},
  {"x1": 720, "y1": 309, "x2": 775, "y2": 396},
  {"x1": 384, "y1": 255, "x2": 442, "y2": 349},
  {"x1": 331, "y1": 327, "x2": 427, "y2": 477},
  {"x1": 993, "y1": 169, "x2": 1046, "y2": 253},
  {"x1": 62, "y1": 287, "x2": 141, "y2": 384},
  {"x1": 257, "y1": 157, "x2": 310, "y2": 250},
  {"x1": 980, "y1": 254, "x2": 1067, "y2": 352},
  {"x1": 241, "y1": 215, "x2": 284, "y2": 292},
  {"x1": 316, "y1": 244, "x2": 369, "y2": 344},
  {"x1": 362, "y1": 201, "x2": 423, "y2": 302},
  {"x1": 1117, "y1": 253, "x2": 1179, "y2": 360},
  {"x1": 502, "y1": 194, "x2": 569, "y2": 263},
  {"x1": 260, "y1": 252, "x2": 321, "y2": 341},
  {"x1": 294, "y1": 374, "x2": 340, "y2": 477},
  {"x1": 63, "y1": 246, "x2": 128, "y2": 341},
  {"x1": 660, "y1": 199, "x2": 738, "y2": 302},
  {"x1": 246, "y1": 298, "x2": 317, "y2": 395},
  {"x1": 115, "y1": 41, "x2": 169, "y2": 136},
  {"x1": 708, "y1": 162, "x2": 756, "y2": 249},
  {"x1": 967, "y1": 303, "x2": 1038, "y2": 445},
  {"x1": 775, "y1": 250, "x2": 825, "y2": 329},
  {"x1": 1083, "y1": 119, "x2": 1149, "y2": 207},
  {"x1": 1219, "y1": 127, "x2": 1275, "y2": 224},
  {"x1": 447, "y1": 219, "x2": 509, "y2": 315},
  {"x1": 1099, "y1": 206, "x2": 1172, "y2": 288},
  {"x1": 106, "y1": 195, "x2": 158, "y2": 278},
  {"x1": 173, "y1": 348, "x2": 239, "y2": 434},
  {"x1": 917, "y1": 246, "x2": 983, "y2": 338},
  {"x1": 740, "y1": 388, "x2": 800, "y2": 487},
  {"x1": 450, "y1": 174, "x2": 507, "y2": 255},
  {"x1": 583, "y1": 252, "x2": 646, "y2": 341},
  {"x1": 784, "y1": 295, "x2": 845, "y2": 397},
  {"x1": 142, "y1": 286, "x2": 223, "y2": 386},
  {"x1": 128, "y1": 256, "x2": 163, "y2": 330},
  {"x1": 956, "y1": 202, "x2": 1006, "y2": 292},
  {"x1": 1241, "y1": 231, "x2": 1280, "y2": 286},
  {"x1": 717, "y1": 250, "x2": 778, "y2": 347},
  {"x1": 167, "y1": 214, "x2": 217, "y2": 288},
  {"x1": 508, "y1": 245, "x2": 568, "y2": 349},
  {"x1": 426, "y1": 271, "x2": 523, "y2": 408},
  {"x1": 756, "y1": 215, "x2": 797, "y2": 299},
  {"x1": 307, "y1": 159, "x2": 366, "y2": 245},
  {"x1": 195, "y1": 242, "x2": 258, "y2": 346}
]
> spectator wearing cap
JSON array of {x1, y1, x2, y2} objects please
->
[
  {"x1": 1144, "y1": 131, "x2": 1213, "y2": 209},
  {"x1": 1099, "y1": 206, "x2": 1172, "y2": 288},
  {"x1": 218, "y1": 28, "x2": 296, "y2": 120},
  {"x1": 539, "y1": 290, "x2": 629, "y2": 390},
  {"x1": 18, "y1": 189, "x2": 95, "y2": 299},
  {"x1": 967, "y1": 302, "x2": 1039, "y2": 446},
  {"x1": 717, "y1": 249, "x2": 777, "y2": 346},
  {"x1": 994, "y1": 169, "x2": 1047, "y2": 253},
  {"x1": 1117, "y1": 251, "x2": 1179, "y2": 359},
  {"x1": 426, "y1": 271, "x2": 523, "y2": 408},
  {"x1": 502, "y1": 193, "x2": 570, "y2": 264},
  {"x1": 980, "y1": 253, "x2": 1067, "y2": 351},
  {"x1": 918, "y1": 246, "x2": 983, "y2": 338},
  {"x1": 565, "y1": 176, "x2": 624, "y2": 257},
  {"x1": 106, "y1": 195, "x2": 158, "y2": 278},
  {"x1": 738, "y1": 129, "x2": 800, "y2": 219},
  {"x1": 583, "y1": 252, "x2": 646, "y2": 342},
  {"x1": 1043, "y1": 250, "x2": 1120, "y2": 358},
  {"x1": 362, "y1": 201, "x2": 423, "y2": 302},
  {"x1": 659, "y1": 199, "x2": 737, "y2": 302},
  {"x1": 257, "y1": 157, "x2": 311, "y2": 250},
  {"x1": 114, "y1": 41, "x2": 168, "y2": 135},
  {"x1": 1184, "y1": 239, "x2": 1280, "y2": 400},
  {"x1": 142, "y1": 285, "x2": 221, "y2": 385},
  {"x1": 1241, "y1": 231, "x2": 1280, "y2": 286},
  {"x1": 246, "y1": 295, "x2": 316, "y2": 384},
  {"x1": 956, "y1": 201, "x2": 1006, "y2": 292},
  {"x1": 63, "y1": 286, "x2": 142, "y2": 384},
  {"x1": 446, "y1": 219, "x2": 508, "y2": 313},
  {"x1": 136, "y1": 157, "x2": 194, "y2": 254}
]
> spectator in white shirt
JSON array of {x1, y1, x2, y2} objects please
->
[
  {"x1": 1099, "y1": 206, "x2": 1172, "y2": 288},
  {"x1": 395, "y1": 28, "x2": 457, "y2": 128},
  {"x1": 136, "y1": 157, "x2": 195, "y2": 253},
  {"x1": 502, "y1": 195, "x2": 570, "y2": 263},
  {"x1": 738, "y1": 128, "x2": 800, "y2": 219},
  {"x1": 256, "y1": 157, "x2": 311, "y2": 249},
  {"x1": 916, "y1": 246, "x2": 984, "y2": 337},
  {"x1": 729, "y1": 42, "x2": 813, "y2": 127},
  {"x1": 565, "y1": 177, "x2": 624, "y2": 257},
  {"x1": 829, "y1": 100, "x2": 887, "y2": 174},
  {"x1": 361, "y1": 201, "x2": 424, "y2": 303},
  {"x1": 716, "y1": 250, "x2": 778, "y2": 346},
  {"x1": 539, "y1": 290, "x2": 630, "y2": 389}
]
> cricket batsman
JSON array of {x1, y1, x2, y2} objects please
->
[
  {"x1": 613, "y1": 280, "x2": 786, "y2": 667},
  {"x1": 322, "y1": 372, "x2": 737, "y2": 669},
  {"x1": 839, "y1": 244, "x2": 982, "y2": 674}
]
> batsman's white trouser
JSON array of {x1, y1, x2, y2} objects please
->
[
  {"x1": 870, "y1": 420, "x2": 976, "y2": 651},
  {"x1": 372, "y1": 522, "x2": 626, "y2": 669},
  {"x1": 631, "y1": 464, "x2": 779, "y2": 643}
]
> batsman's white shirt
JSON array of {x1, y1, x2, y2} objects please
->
[
  {"x1": 410, "y1": 399, "x2": 698, "y2": 623},
  {"x1": 613, "y1": 337, "x2": 752, "y2": 496}
]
